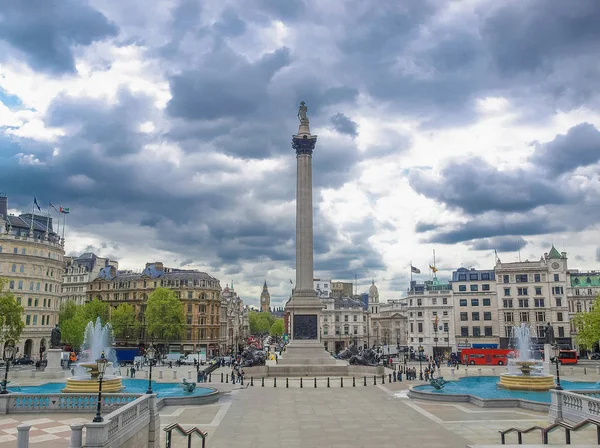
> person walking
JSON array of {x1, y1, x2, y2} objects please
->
[{"x1": 130, "y1": 365, "x2": 136, "y2": 378}]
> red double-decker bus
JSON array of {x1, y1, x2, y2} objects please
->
[
  {"x1": 558, "y1": 350, "x2": 578, "y2": 365},
  {"x1": 461, "y1": 348, "x2": 513, "y2": 365}
]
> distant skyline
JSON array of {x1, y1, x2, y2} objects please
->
[{"x1": 1, "y1": 0, "x2": 600, "y2": 307}]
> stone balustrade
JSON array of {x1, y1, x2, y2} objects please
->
[
  {"x1": 549, "y1": 389, "x2": 600, "y2": 424},
  {"x1": 0, "y1": 393, "x2": 141, "y2": 414}
]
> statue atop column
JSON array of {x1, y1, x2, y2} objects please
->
[
  {"x1": 298, "y1": 101, "x2": 309, "y2": 125},
  {"x1": 50, "y1": 324, "x2": 61, "y2": 349}
]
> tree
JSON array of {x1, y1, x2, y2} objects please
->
[
  {"x1": 145, "y1": 288, "x2": 185, "y2": 346},
  {"x1": 110, "y1": 303, "x2": 138, "y2": 341},
  {"x1": 270, "y1": 318, "x2": 284, "y2": 337},
  {"x1": 0, "y1": 278, "x2": 25, "y2": 346},
  {"x1": 83, "y1": 298, "x2": 109, "y2": 324},
  {"x1": 249, "y1": 311, "x2": 275, "y2": 335},
  {"x1": 58, "y1": 301, "x2": 87, "y2": 348},
  {"x1": 574, "y1": 295, "x2": 600, "y2": 350}
]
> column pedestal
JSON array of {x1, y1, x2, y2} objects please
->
[{"x1": 44, "y1": 349, "x2": 63, "y2": 374}]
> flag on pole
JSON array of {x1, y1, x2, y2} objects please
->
[
  {"x1": 33, "y1": 197, "x2": 41, "y2": 211},
  {"x1": 60, "y1": 207, "x2": 70, "y2": 214},
  {"x1": 289, "y1": 279, "x2": 293, "y2": 284},
  {"x1": 411, "y1": 266, "x2": 421, "y2": 274},
  {"x1": 49, "y1": 202, "x2": 59, "y2": 213},
  {"x1": 429, "y1": 264, "x2": 438, "y2": 273}
]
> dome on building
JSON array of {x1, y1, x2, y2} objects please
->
[{"x1": 369, "y1": 280, "x2": 378, "y2": 296}]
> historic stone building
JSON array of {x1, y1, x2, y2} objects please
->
[
  {"x1": 369, "y1": 298, "x2": 409, "y2": 351},
  {"x1": 260, "y1": 280, "x2": 270, "y2": 312},
  {"x1": 222, "y1": 283, "x2": 250, "y2": 355},
  {"x1": 87, "y1": 261, "x2": 222, "y2": 356},
  {"x1": 0, "y1": 194, "x2": 65, "y2": 359},
  {"x1": 63, "y1": 253, "x2": 117, "y2": 306},
  {"x1": 567, "y1": 270, "x2": 600, "y2": 352},
  {"x1": 320, "y1": 296, "x2": 368, "y2": 353}
]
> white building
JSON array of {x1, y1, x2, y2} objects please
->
[
  {"x1": 567, "y1": 270, "x2": 600, "y2": 353},
  {"x1": 314, "y1": 278, "x2": 331, "y2": 298},
  {"x1": 451, "y1": 267, "x2": 499, "y2": 349},
  {"x1": 63, "y1": 253, "x2": 117, "y2": 306},
  {"x1": 320, "y1": 296, "x2": 368, "y2": 353},
  {"x1": 495, "y1": 246, "x2": 571, "y2": 348},
  {"x1": 370, "y1": 298, "x2": 408, "y2": 350},
  {"x1": 406, "y1": 278, "x2": 455, "y2": 358}
]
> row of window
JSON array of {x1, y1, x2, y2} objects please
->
[
  {"x1": 8, "y1": 280, "x2": 59, "y2": 293},
  {"x1": 65, "y1": 275, "x2": 86, "y2": 283},
  {"x1": 457, "y1": 272, "x2": 492, "y2": 281},
  {"x1": 460, "y1": 326, "x2": 493, "y2": 337},
  {"x1": 323, "y1": 326, "x2": 362, "y2": 336},
  {"x1": 502, "y1": 273, "x2": 559, "y2": 283},
  {"x1": 501, "y1": 325, "x2": 565, "y2": 338},
  {"x1": 502, "y1": 298, "x2": 557, "y2": 308},
  {"x1": 25, "y1": 314, "x2": 55, "y2": 326},
  {"x1": 411, "y1": 310, "x2": 449, "y2": 317},
  {"x1": 460, "y1": 312, "x2": 493, "y2": 321},
  {"x1": 458, "y1": 284, "x2": 491, "y2": 292},
  {"x1": 91, "y1": 279, "x2": 219, "y2": 290},
  {"x1": 16, "y1": 297, "x2": 54, "y2": 308},
  {"x1": 459, "y1": 298, "x2": 492, "y2": 307},
  {"x1": 410, "y1": 322, "x2": 450, "y2": 333},
  {"x1": 323, "y1": 314, "x2": 365, "y2": 323},
  {"x1": 503, "y1": 311, "x2": 549, "y2": 323},
  {"x1": 0, "y1": 245, "x2": 60, "y2": 259},
  {"x1": 411, "y1": 297, "x2": 449, "y2": 306}
]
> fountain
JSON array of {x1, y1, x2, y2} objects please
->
[
  {"x1": 62, "y1": 318, "x2": 124, "y2": 393},
  {"x1": 498, "y1": 323, "x2": 555, "y2": 391}
]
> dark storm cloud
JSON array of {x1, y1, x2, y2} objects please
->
[
  {"x1": 330, "y1": 113, "x2": 358, "y2": 138},
  {"x1": 213, "y1": 9, "x2": 246, "y2": 37},
  {"x1": 409, "y1": 158, "x2": 571, "y2": 215},
  {"x1": 469, "y1": 236, "x2": 528, "y2": 252},
  {"x1": 0, "y1": 0, "x2": 118, "y2": 74},
  {"x1": 415, "y1": 222, "x2": 438, "y2": 233},
  {"x1": 530, "y1": 123, "x2": 600, "y2": 175}
]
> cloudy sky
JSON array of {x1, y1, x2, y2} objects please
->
[{"x1": 1, "y1": 0, "x2": 600, "y2": 307}]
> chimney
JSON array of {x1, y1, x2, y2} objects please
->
[{"x1": 0, "y1": 193, "x2": 7, "y2": 218}]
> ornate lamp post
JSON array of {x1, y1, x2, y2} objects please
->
[
  {"x1": 552, "y1": 343, "x2": 563, "y2": 390},
  {"x1": 146, "y1": 345, "x2": 156, "y2": 394},
  {"x1": 93, "y1": 352, "x2": 108, "y2": 422},
  {"x1": 1, "y1": 345, "x2": 15, "y2": 394},
  {"x1": 418, "y1": 345, "x2": 424, "y2": 380}
]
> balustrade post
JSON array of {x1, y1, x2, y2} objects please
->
[
  {"x1": 17, "y1": 424, "x2": 31, "y2": 448},
  {"x1": 69, "y1": 424, "x2": 84, "y2": 448}
]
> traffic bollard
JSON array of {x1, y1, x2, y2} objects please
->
[
  {"x1": 261, "y1": 377, "x2": 265, "y2": 387},
  {"x1": 240, "y1": 376, "x2": 243, "y2": 386},
  {"x1": 300, "y1": 378, "x2": 303, "y2": 388},
  {"x1": 389, "y1": 373, "x2": 392, "y2": 383},
  {"x1": 286, "y1": 378, "x2": 289, "y2": 388},
  {"x1": 274, "y1": 377, "x2": 277, "y2": 388},
  {"x1": 226, "y1": 375, "x2": 229, "y2": 383},
  {"x1": 221, "y1": 372, "x2": 224, "y2": 383},
  {"x1": 382, "y1": 374, "x2": 385, "y2": 384},
  {"x1": 364, "y1": 376, "x2": 367, "y2": 386},
  {"x1": 393, "y1": 371, "x2": 397, "y2": 382},
  {"x1": 251, "y1": 377, "x2": 254, "y2": 386},
  {"x1": 374, "y1": 375, "x2": 377, "y2": 385},
  {"x1": 209, "y1": 374, "x2": 212, "y2": 382},
  {"x1": 353, "y1": 376, "x2": 356, "y2": 387},
  {"x1": 327, "y1": 377, "x2": 330, "y2": 388},
  {"x1": 341, "y1": 377, "x2": 343, "y2": 388},
  {"x1": 314, "y1": 378, "x2": 317, "y2": 388}
]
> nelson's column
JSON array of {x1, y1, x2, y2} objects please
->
[{"x1": 282, "y1": 102, "x2": 336, "y2": 364}]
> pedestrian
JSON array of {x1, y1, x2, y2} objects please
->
[
  {"x1": 126, "y1": 367, "x2": 130, "y2": 377},
  {"x1": 130, "y1": 365, "x2": 136, "y2": 378}
]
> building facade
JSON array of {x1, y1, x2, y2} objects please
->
[
  {"x1": 88, "y1": 262, "x2": 223, "y2": 356},
  {"x1": 495, "y1": 246, "x2": 571, "y2": 349},
  {"x1": 63, "y1": 253, "x2": 117, "y2": 306},
  {"x1": 320, "y1": 296, "x2": 368, "y2": 353},
  {"x1": 452, "y1": 268, "x2": 499, "y2": 349},
  {"x1": 259, "y1": 281, "x2": 270, "y2": 312},
  {"x1": 567, "y1": 270, "x2": 600, "y2": 352},
  {"x1": 331, "y1": 281, "x2": 353, "y2": 298},
  {"x1": 314, "y1": 278, "x2": 332, "y2": 298},
  {"x1": 370, "y1": 299, "x2": 408, "y2": 350},
  {"x1": 223, "y1": 283, "x2": 249, "y2": 354},
  {"x1": 405, "y1": 278, "x2": 455, "y2": 358},
  {"x1": 0, "y1": 194, "x2": 65, "y2": 360}
]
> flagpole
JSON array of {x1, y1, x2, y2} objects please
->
[
  {"x1": 433, "y1": 249, "x2": 436, "y2": 279},
  {"x1": 45, "y1": 203, "x2": 51, "y2": 236},
  {"x1": 29, "y1": 196, "x2": 35, "y2": 234},
  {"x1": 410, "y1": 261, "x2": 413, "y2": 292},
  {"x1": 62, "y1": 210, "x2": 66, "y2": 241}
]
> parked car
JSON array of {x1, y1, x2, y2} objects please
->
[
  {"x1": 14, "y1": 356, "x2": 34, "y2": 365},
  {"x1": 590, "y1": 353, "x2": 600, "y2": 360}
]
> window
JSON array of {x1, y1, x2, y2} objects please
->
[
  {"x1": 26, "y1": 315, "x2": 31, "y2": 325},
  {"x1": 577, "y1": 302, "x2": 582, "y2": 313},
  {"x1": 535, "y1": 287, "x2": 542, "y2": 295},
  {"x1": 472, "y1": 312, "x2": 480, "y2": 321},
  {"x1": 504, "y1": 312, "x2": 514, "y2": 323},
  {"x1": 323, "y1": 327, "x2": 328, "y2": 336},
  {"x1": 482, "y1": 273, "x2": 490, "y2": 280},
  {"x1": 558, "y1": 327, "x2": 565, "y2": 338},
  {"x1": 344, "y1": 315, "x2": 348, "y2": 322},
  {"x1": 431, "y1": 298, "x2": 437, "y2": 305},
  {"x1": 36, "y1": 282, "x2": 40, "y2": 291},
  {"x1": 470, "y1": 285, "x2": 478, "y2": 292},
  {"x1": 11, "y1": 264, "x2": 16, "y2": 273},
  {"x1": 470, "y1": 273, "x2": 478, "y2": 280},
  {"x1": 353, "y1": 315, "x2": 357, "y2": 322},
  {"x1": 552, "y1": 286, "x2": 564, "y2": 295},
  {"x1": 458, "y1": 274, "x2": 467, "y2": 281},
  {"x1": 410, "y1": 323, "x2": 413, "y2": 333},
  {"x1": 417, "y1": 299, "x2": 422, "y2": 306},
  {"x1": 471, "y1": 299, "x2": 479, "y2": 306},
  {"x1": 48, "y1": 299, "x2": 51, "y2": 308},
  {"x1": 482, "y1": 284, "x2": 490, "y2": 291},
  {"x1": 503, "y1": 275, "x2": 509, "y2": 283},
  {"x1": 27, "y1": 298, "x2": 32, "y2": 306},
  {"x1": 459, "y1": 285, "x2": 467, "y2": 292},
  {"x1": 18, "y1": 281, "x2": 22, "y2": 290},
  {"x1": 13, "y1": 248, "x2": 18, "y2": 254},
  {"x1": 417, "y1": 311, "x2": 423, "y2": 317},
  {"x1": 344, "y1": 326, "x2": 349, "y2": 335},
  {"x1": 537, "y1": 326, "x2": 546, "y2": 339},
  {"x1": 33, "y1": 315, "x2": 37, "y2": 325},
  {"x1": 29, "y1": 282, "x2": 33, "y2": 291},
  {"x1": 520, "y1": 312, "x2": 529, "y2": 322},
  {"x1": 41, "y1": 315, "x2": 45, "y2": 326},
  {"x1": 557, "y1": 312, "x2": 563, "y2": 322},
  {"x1": 19, "y1": 265, "x2": 24, "y2": 273},
  {"x1": 443, "y1": 311, "x2": 448, "y2": 316},
  {"x1": 442, "y1": 298, "x2": 447, "y2": 305},
  {"x1": 484, "y1": 326, "x2": 493, "y2": 337},
  {"x1": 443, "y1": 322, "x2": 449, "y2": 332},
  {"x1": 459, "y1": 299, "x2": 467, "y2": 306},
  {"x1": 187, "y1": 304, "x2": 192, "y2": 313},
  {"x1": 484, "y1": 312, "x2": 492, "y2": 321},
  {"x1": 483, "y1": 298, "x2": 491, "y2": 306},
  {"x1": 518, "y1": 299, "x2": 529, "y2": 307},
  {"x1": 517, "y1": 287, "x2": 528, "y2": 296},
  {"x1": 43, "y1": 298, "x2": 46, "y2": 307},
  {"x1": 554, "y1": 274, "x2": 559, "y2": 281},
  {"x1": 534, "y1": 298, "x2": 545, "y2": 307},
  {"x1": 461, "y1": 327, "x2": 469, "y2": 337},
  {"x1": 516, "y1": 274, "x2": 528, "y2": 283},
  {"x1": 460, "y1": 312, "x2": 468, "y2": 321},
  {"x1": 534, "y1": 274, "x2": 541, "y2": 282},
  {"x1": 535, "y1": 311, "x2": 546, "y2": 322},
  {"x1": 556, "y1": 298, "x2": 562, "y2": 307},
  {"x1": 473, "y1": 327, "x2": 481, "y2": 337},
  {"x1": 504, "y1": 288, "x2": 511, "y2": 296},
  {"x1": 503, "y1": 299, "x2": 513, "y2": 308},
  {"x1": 418, "y1": 323, "x2": 423, "y2": 333}
]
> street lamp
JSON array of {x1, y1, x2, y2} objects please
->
[
  {"x1": 418, "y1": 345, "x2": 424, "y2": 380},
  {"x1": 93, "y1": 352, "x2": 108, "y2": 423},
  {"x1": 146, "y1": 345, "x2": 156, "y2": 394},
  {"x1": 1, "y1": 345, "x2": 15, "y2": 394},
  {"x1": 552, "y1": 343, "x2": 563, "y2": 391}
]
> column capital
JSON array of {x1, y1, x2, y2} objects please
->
[{"x1": 292, "y1": 134, "x2": 318, "y2": 155}]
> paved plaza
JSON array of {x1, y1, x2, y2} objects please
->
[{"x1": 3, "y1": 363, "x2": 600, "y2": 447}]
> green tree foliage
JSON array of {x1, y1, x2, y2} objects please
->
[
  {"x1": 249, "y1": 311, "x2": 275, "y2": 335},
  {"x1": 58, "y1": 301, "x2": 87, "y2": 348},
  {"x1": 574, "y1": 295, "x2": 600, "y2": 350},
  {"x1": 270, "y1": 318, "x2": 285, "y2": 337},
  {"x1": 83, "y1": 298, "x2": 109, "y2": 324},
  {"x1": 111, "y1": 303, "x2": 138, "y2": 341},
  {"x1": 0, "y1": 278, "x2": 25, "y2": 346},
  {"x1": 145, "y1": 287, "x2": 185, "y2": 343}
]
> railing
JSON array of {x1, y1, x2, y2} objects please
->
[
  {"x1": 499, "y1": 419, "x2": 600, "y2": 445},
  {"x1": 550, "y1": 389, "x2": 600, "y2": 424},
  {"x1": 2, "y1": 392, "x2": 140, "y2": 413},
  {"x1": 164, "y1": 423, "x2": 207, "y2": 448}
]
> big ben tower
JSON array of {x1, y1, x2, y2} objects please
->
[{"x1": 260, "y1": 280, "x2": 271, "y2": 312}]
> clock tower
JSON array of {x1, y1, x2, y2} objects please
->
[{"x1": 260, "y1": 280, "x2": 271, "y2": 313}]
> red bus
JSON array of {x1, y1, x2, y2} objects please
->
[
  {"x1": 461, "y1": 348, "x2": 513, "y2": 366},
  {"x1": 558, "y1": 350, "x2": 578, "y2": 365}
]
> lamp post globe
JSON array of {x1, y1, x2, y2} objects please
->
[
  {"x1": 1, "y1": 345, "x2": 15, "y2": 394},
  {"x1": 93, "y1": 352, "x2": 108, "y2": 422},
  {"x1": 552, "y1": 343, "x2": 563, "y2": 390},
  {"x1": 146, "y1": 345, "x2": 156, "y2": 394}
]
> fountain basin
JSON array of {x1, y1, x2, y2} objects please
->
[
  {"x1": 498, "y1": 373, "x2": 555, "y2": 391},
  {"x1": 62, "y1": 375, "x2": 124, "y2": 393}
]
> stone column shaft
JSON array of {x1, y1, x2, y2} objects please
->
[{"x1": 295, "y1": 153, "x2": 314, "y2": 291}]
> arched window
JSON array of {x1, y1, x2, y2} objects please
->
[
  {"x1": 19, "y1": 265, "x2": 24, "y2": 273},
  {"x1": 11, "y1": 264, "x2": 16, "y2": 273},
  {"x1": 21, "y1": 248, "x2": 25, "y2": 255},
  {"x1": 13, "y1": 248, "x2": 18, "y2": 254}
]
